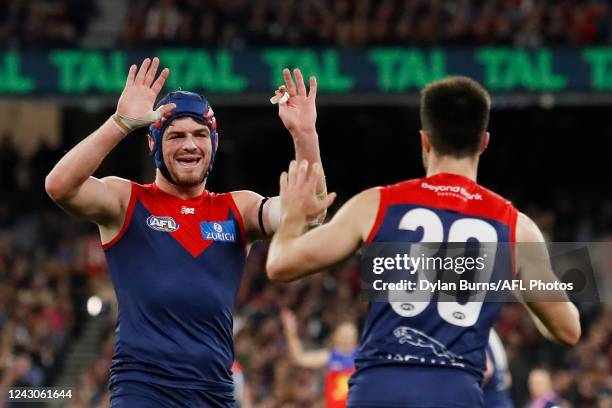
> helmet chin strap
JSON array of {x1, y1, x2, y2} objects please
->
[{"x1": 160, "y1": 165, "x2": 179, "y2": 186}]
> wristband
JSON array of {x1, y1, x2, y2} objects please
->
[
  {"x1": 110, "y1": 114, "x2": 131, "y2": 135},
  {"x1": 111, "y1": 109, "x2": 163, "y2": 135}
]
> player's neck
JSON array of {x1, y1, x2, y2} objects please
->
[
  {"x1": 425, "y1": 155, "x2": 479, "y2": 182},
  {"x1": 154, "y1": 172, "x2": 207, "y2": 199}
]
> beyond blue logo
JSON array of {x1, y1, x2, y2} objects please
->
[
  {"x1": 147, "y1": 215, "x2": 179, "y2": 232},
  {"x1": 201, "y1": 221, "x2": 236, "y2": 242}
]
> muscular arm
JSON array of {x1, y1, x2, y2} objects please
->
[
  {"x1": 279, "y1": 68, "x2": 326, "y2": 198},
  {"x1": 233, "y1": 69, "x2": 327, "y2": 243},
  {"x1": 230, "y1": 191, "x2": 278, "y2": 243},
  {"x1": 45, "y1": 58, "x2": 174, "y2": 231},
  {"x1": 267, "y1": 185, "x2": 380, "y2": 282},
  {"x1": 45, "y1": 120, "x2": 129, "y2": 226},
  {"x1": 514, "y1": 212, "x2": 581, "y2": 346}
]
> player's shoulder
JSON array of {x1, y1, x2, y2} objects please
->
[
  {"x1": 515, "y1": 212, "x2": 546, "y2": 243},
  {"x1": 379, "y1": 176, "x2": 441, "y2": 197},
  {"x1": 230, "y1": 190, "x2": 263, "y2": 202},
  {"x1": 100, "y1": 176, "x2": 132, "y2": 189},
  {"x1": 382, "y1": 177, "x2": 423, "y2": 192},
  {"x1": 331, "y1": 187, "x2": 380, "y2": 225},
  {"x1": 229, "y1": 190, "x2": 263, "y2": 213},
  {"x1": 474, "y1": 183, "x2": 515, "y2": 208},
  {"x1": 103, "y1": 178, "x2": 153, "y2": 197},
  {"x1": 330, "y1": 187, "x2": 381, "y2": 242},
  {"x1": 116, "y1": 179, "x2": 158, "y2": 203},
  {"x1": 99, "y1": 176, "x2": 133, "y2": 204},
  {"x1": 342, "y1": 187, "x2": 381, "y2": 211},
  {"x1": 372, "y1": 177, "x2": 426, "y2": 206}
]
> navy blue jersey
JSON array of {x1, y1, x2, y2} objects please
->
[
  {"x1": 103, "y1": 182, "x2": 246, "y2": 400},
  {"x1": 483, "y1": 330, "x2": 514, "y2": 408},
  {"x1": 357, "y1": 173, "x2": 517, "y2": 380}
]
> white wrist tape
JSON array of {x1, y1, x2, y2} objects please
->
[{"x1": 111, "y1": 108, "x2": 163, "y2": 135}]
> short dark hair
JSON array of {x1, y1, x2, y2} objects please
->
[{"x1": 420, "y1": 76, "x2": 491, "y2": 158}]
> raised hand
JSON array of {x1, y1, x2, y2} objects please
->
[
  {"x1": 281, "y1": 309, "x2": 298, "y2": 336},
  {"x1": 277, "y1": 68, "x2": 317, "y2": 137},
  {"x1": 116, "y1": 57, "x2": 175, "y2": 122},
  {"x1": 279, "y1": 160, "x2": 336, "y2": 224}
]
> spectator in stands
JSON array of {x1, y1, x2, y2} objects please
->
[
  {"x1": 527, "y1": 368, "x2": 564, "y2": 408},
  {"x1": 4, "y1": 0, "x2": 612, "y2": 48}
]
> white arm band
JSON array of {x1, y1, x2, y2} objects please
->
[
  {"x1": 265, "y1": 192, "x2": 326, "y2": 234},
  {"x1": 267, "y1": 196, "x2": 282, "y2": 232}
]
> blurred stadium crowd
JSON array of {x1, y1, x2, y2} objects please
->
[
  {"x1": 0, "y1": 130, "x2": 610, "y2": 407},
  {"x1": 1, "y1": 0, "x2": 611, "y2": 48},
  {"x1": 0, "y1": 135, "x2": 87, "y2": 401}
]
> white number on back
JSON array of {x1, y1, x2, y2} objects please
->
[{"x1": 390, "y1": 209, "x2": 498, "y2": 327}]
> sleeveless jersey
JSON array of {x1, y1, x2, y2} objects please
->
[
  {"x1": 324, "y1": 349, "x2": 355, "y2": 408},
  {"x1": 358, "y1": 173, "x2": 518, "y2": 379},
  {"x1": 483, "y1": 330, "x2": 514, "y2": 407},
  {"x1": 103, "y1": 182, "x2": 246, "y2": 398}
]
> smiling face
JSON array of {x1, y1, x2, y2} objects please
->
[{"x1": 152, "y1": 117, "x2": 213, "y2": 187}]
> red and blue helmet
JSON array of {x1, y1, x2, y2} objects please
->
[{"x1": 149, "y1": 91, "x2": 218, "y2": 183}]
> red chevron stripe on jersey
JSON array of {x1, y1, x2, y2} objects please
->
[{"x1": 102, "y1": 182, "x2": 245, "y2": 257}]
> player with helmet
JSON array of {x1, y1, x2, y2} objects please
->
[
  {"x1": 45, "y1": 57, "x2": 326, "y2": 407},
  {"x1": 266, "y1": 76, "x2": 581, "y2": 407}
]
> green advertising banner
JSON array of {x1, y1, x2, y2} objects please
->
[{"x1": 1, "y1": 48, "x2": 612, "y2": 95}]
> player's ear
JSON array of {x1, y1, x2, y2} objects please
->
[
  {"x1": 420, "y1": 130, "x2": 432, "y2": 153},
  {"x1": 479, "y1": 132, "x2": 490, "y2": 154},
  {"x1": 147, "y1": 134, "x2": 155, "y2": 153}
]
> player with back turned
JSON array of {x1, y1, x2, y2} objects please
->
[
  {"x1": 45, "y1": 57, "x2": 326, "y2": 407},
  {"x1": 266, "y1": 77, "x2": 581, "y2": 407}
]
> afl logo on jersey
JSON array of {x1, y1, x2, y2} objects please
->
[{"x1": 146, "y1": 215, "x2": 179, "y2": 232}]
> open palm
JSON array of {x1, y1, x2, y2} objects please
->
[
  {"x1": 278, "y1": 68, "x2": 317, "y2": 136},
  {"x1": 116, "y1": 57, "x2": 173, "y2": 119}
]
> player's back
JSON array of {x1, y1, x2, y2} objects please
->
[{"x1": 348, "y1": 173, "x2": 517, "y2": 408}]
